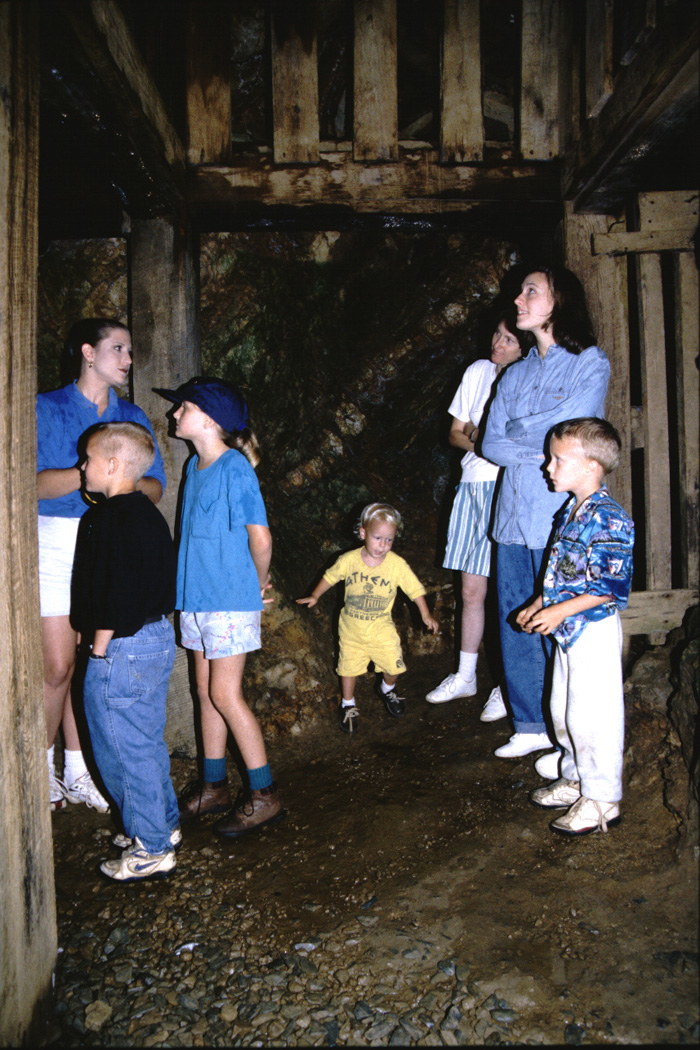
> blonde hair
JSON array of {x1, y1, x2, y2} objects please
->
[
  {"x1": 552, "y1": 417, "x2": 621, "y2": 475},
  {"x1": 357, "y1": 502, "x2": 403, "y2": 534},
  {"x1": 89, "y1": 422, "x2": 155, "y2": 482},
  {"x1": 212, "y1": 421, "x2": 260, "y2": 469}
]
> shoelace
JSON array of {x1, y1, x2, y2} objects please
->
[
  {"x1": 69, "y1": 771, "x2": 104, "y2": 808},
  {"x1": 341, "y1": 708, "x2": 359, "y2": 731}
]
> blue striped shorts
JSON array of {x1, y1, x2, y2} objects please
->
[{"x1": 443, "y1": 480, "x2": 496, "y2": 576}]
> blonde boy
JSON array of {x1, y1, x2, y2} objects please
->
[
  {"x1": 517, "y1": 418, "x2": 634, "y2": 835},
  {"x1": 297, "y1": 503, "x2": 438, "y2": 732}
]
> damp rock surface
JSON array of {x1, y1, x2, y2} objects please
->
[{"x1": 48, "y1": 658, "x2": 698, "y2": 1047}]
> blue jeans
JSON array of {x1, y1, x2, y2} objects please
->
[
  {"x1": 83, "y1": 618, "x2": 178, "y2": 854},
  {"x1": 496, "y1": 543, "x2": 552, "y2": 734}
]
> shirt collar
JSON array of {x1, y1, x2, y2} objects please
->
[{"x1": 69, "y1": 380, "x2": 118, "y2": 413}]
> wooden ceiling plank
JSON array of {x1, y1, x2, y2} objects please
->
[
  {"x1": 440, "y1": 0, "x2": 483, "y2": 163},
  {"x1": 271, "y1": 0, "x2": 320, "y2": 165},
  {"x1": 521, "y1": 0, "x2": 560, "y2": 160},
  {"x1": 353, "y1": 0, "x2": 398, "y2": 162},
  {"x1": 185, "y1": 0, "x2": 232, "y2": 166}
]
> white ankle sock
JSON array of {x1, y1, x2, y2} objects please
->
[
  {"x1": 380, "y1": 680, "x2": 395, "y2": 695},
  {"x1": 63, "y1": 750, "x2": 88, "y2": 787},
  {"x1": 458, "y1": 652, "x2": 478, "y2": 679},
  {"x1": 341, "y1": 698, "x2": 356, "y2": 708},
  {"x1": 47, "y1": 745, "x2": 55, "y2": 774}
]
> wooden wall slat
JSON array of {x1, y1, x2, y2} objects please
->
[
  {"x1": 520, "y1": 0, "x2": 560, "y2": 159},
  {"x1": 440, "y1": 0, "x2": 483, "y2": 163},
  {"x1": 353, "y1": 0, "x2": 398, "y2": 162},
  {"x1": 271, "y1": 1, "x2": 320, "y2": 165},
  {"x1": 636, "y1": 252, "x2": 672, "y2": 590},
  {"x1": 585, "y1": 0, "x2": 614, "y2": 118},
  {"x1": 674, "y1": 252, "x2": 700, "y2": 589},
  {"x1": 185, "y1": 0, "x2": 232, "y2": 165}
]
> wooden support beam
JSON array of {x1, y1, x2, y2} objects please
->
[
  {"x1": 271, "y1": 0, "x2": 320, "y2": 165},
  {"x1": 353, "y1": 0, "x2": 398, "y2": 162},
  {"x1": 585, "y1": 0, "x2": 614, "y2": 118},
  {"x1": 0, "y1": 4, "x2": 56, "y2": 1045},
  {"x1": 520, "y1": 0, "x2": 560, "y2": 159},
  {"x1": 185, "y1": 0, "x2": 232, "y2": 165},
  {"x1": 130, "y1": 216, "x2": 201, "y2": 753},
  {"x1": 674, "y1": 253, "x2": 700, "y2": 589},
  {"x1": 621, "y1": 589, "x2": 698, "y2": 636},
  {"x1": 592, "y1": 228, "x2": 696, "y2": 255},
  {"x1": 440, "y1": 0, "x2": 483, "y2": 163},
  {"x1": 563, "y1": 204, "x2": 632, "y2": 514},
  {"x1": 636, "y1": 253, "x2": 672, "y2": 591},
  {"x1": 58, "y1": 0, "x2": 186, "y2": 209}
]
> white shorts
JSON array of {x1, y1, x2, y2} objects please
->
[
  {"x1": 38, "y1": 515, "x2": 81, "y2": 617},
  {"x1": 180, "y1": 610, "x2": 261, "y2": 660}
]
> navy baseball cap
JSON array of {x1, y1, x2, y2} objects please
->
[{"x1": 154, "y1": 376, "x2": 249, "y2": 433}]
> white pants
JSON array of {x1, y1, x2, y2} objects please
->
[{"x1": 551, "y1": 613, "x2": 624, "y2": 803}]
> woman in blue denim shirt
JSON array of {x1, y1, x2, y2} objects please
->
[{"x1": 480, "y1": 267, "x2": 610, "y2": 760}]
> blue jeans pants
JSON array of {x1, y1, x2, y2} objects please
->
[
  {"x1": 83, "y1": 618, "x2": 178, "y2": 854},
  {"x1": 496, "y1": 543, "x2": 552, "y2": 734}
]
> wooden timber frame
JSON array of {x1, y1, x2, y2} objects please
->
[{"x1": 0, "y1": 0, "x2": 697, "y2": 1041}]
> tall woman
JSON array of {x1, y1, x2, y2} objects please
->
[
  {"x1": 37, "y1": 318, "x2": 167, "y2": 811},
  {"x1": 481, "y1": 267, "x2": 609, "y2": 760}
]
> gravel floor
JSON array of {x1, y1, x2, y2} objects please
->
[{"x1": 46, "y1": 664, "x2": 699, "y2": 1046}]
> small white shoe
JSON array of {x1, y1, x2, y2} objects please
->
[
  {"x1": 534, "y1": 750, "x2": 562, "y2": 780},
  {"x1": 480, "y1": 685, "x2": 508, "y2": 722},
  {"x1": 48, "y1": 767, "x2": 68, "y2": 812},
  {"x1": 64, "y1": 771, "x2": 110, "y2": 813},
  {"x1": 426, "y1": 672, "x2": 477, "y2": 704},
  {"x1": 112, "y1": 827, "x2": 183, "y2": 851},
  {"x1": 100, "y1": 838, "x2": 176, "y2": 882},
  {"x1": 550, "y1": 796, "x2": 621, "y2": 836},
  {"x1": 494, "y1": 731, "x2": 552, "y2": 759},
  {"x1": 530, "y1": 778, "x2": 581, "y2": 809}
]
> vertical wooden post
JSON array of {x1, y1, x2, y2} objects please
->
[
  {"x1": 185, "y1": 0, "x2": 232, "y2": 165},
  {"x1": 130, "y1": 216, "x2": 201, "y2": 752},
  {"x1": 520, "y1": 0, "x2": 560, "y2": 159},
  {"x1": 585, "y1": 0, "x2": 613, "y2": 118},
  {"x1": 440, "y1": 0, "x2": 483, "y2": 163},
  {"x1": 0, "y1": 3, "x2": 57, "y2": 1045},
  {"x1": 271, "y1": 0, "x2": 320, "y2": 164},
  {"x1": 674, "y1": 252, "x2": 700, "y2": 588},
  {"x1": 353, "y1": 0, "x2": 398, "y2": 162},
  {"x1": 563, "y1": 204, "x2": 632, "y2": 514},
  {"x1": 636, "y1": 252, "x2": 672, "y2": 592}
]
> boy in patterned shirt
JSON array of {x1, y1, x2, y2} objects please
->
[
  {"x1": 516, "y1": 418, "x2": 634, "y2": 835},
  {"x1": 297, "y1": 503, "x2": 439, "y2": 732}
]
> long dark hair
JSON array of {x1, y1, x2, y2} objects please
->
[
  {"x1": 530, "y1": 265, "x2": 596, "y2": 355},
  {"x1": 61, "y1": 317, "x2": 129, "y2": 383}
]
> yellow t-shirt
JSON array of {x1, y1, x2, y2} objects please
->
[{"x1": 323, "y1": 548, "x2": 426, "y2": 640}]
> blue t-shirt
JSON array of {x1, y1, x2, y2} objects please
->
[
  {"x1": 37, "y1": 382, "x2": 166, "y2": 518},
  {"x1": 176, "y1": 449, "x2": 268, "y2": 613}
]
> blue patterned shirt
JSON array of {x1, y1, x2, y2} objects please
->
[{"x1": 542, "y1": 486, "x2": 634, "y2": 650}]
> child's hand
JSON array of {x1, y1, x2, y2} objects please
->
[
  {"x1": 296, "y1": 596, "x2": 317, "y2": 608},
  {"x1": 523, "y1": 605, "x2": 565, "y2": 635},
  {"x1": 515, "y1": 604, "x2": 536, "y2": 629},
  {"x1": 261, "y1": 576, "x2": 274, "y2": 605},
  {"x1": 423, "y1": 614, "x2": 439, "y2": 635}
]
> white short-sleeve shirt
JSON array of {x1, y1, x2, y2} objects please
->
[{"x1": 448, "y1": 358, "x2": 500, "y2": 483}]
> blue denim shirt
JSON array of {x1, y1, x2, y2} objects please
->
[
  {"x1": 481, "y1": 343, "x2": 610, "y2": 548},
  {"x1": 543, "y1": 486, "x2": 634, "y2": 651}
]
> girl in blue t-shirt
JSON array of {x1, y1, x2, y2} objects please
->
[{"x1": 156, "y1": 376, "x2": 285, "y2": 839}]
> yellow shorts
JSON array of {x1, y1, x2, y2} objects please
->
[{"x1": 336, "y1": 624, "x2": 406, "y2": 678}]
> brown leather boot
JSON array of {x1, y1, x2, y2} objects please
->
[
  {"x1": 178, "y1": 778, "x2": 231, "y2": 822},
  {"x1": 213, "y1": 783, "x2": 286, "y2": 838}
]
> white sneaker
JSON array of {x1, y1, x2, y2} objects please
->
[
  {"x1": 100, "y1": 838, "x2": 176, "y2": 882},
  {"x1": 530, "y1": 778, "x2": 581, "y2": 809},
  {"x1": 480, "y1": 685, "x2": 507, "y2": 722},
  {"x1": 426, "y1": 672, "x2": 477, "y2": 704},
  {"x1": 550, "y1": 796, "x2": 621, "y2": 835},
  {"x1": 494, "y1": 731, "x2": 552, "y2": 759},
  {"x1": 48, "y1": 767, "x2": 68, "y2": 811},
  {"x1": 64, "y1": 771, "x2": 110, "y2": 813},
  {"x1": 112, "y1": 827, "x2": 183, "y2": 851},
  {"x1": 534, "y1": 750, "x2": 562, "y2": 779}
]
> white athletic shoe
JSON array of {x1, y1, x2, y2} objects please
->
[
  {"x1": 550, "y1": 796, "x2": 621, "y2": 835},
  {"x1": 64, "y1": 771, "x2": 110, "y2": 813},
  {"x1": 100, "y1": 838, "x2": 176, "y2": 882},
  {"x1": 48, "y1": 767, "x2": 68, "y2": 811},
  {"x1": 530, "y1": 777, "x2": 582, "y2": 809},
  {"x1": 534, "y1": 750, "x2": 562, "y2": 779},
  {"x1": 494, "y1": 731, "x2": 552, "y2": 759},
  {"x1": 426, "y1": 672, "x2": 477, "y2": 704},
  {"x1": 480, "y1": 685, "x2": 508, "y2": 722}
]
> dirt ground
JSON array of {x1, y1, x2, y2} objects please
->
[{"x1": 48, "y1": 657, "x2": 699, "y2": 1046}]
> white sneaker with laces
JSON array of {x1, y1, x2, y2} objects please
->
[
  {"x1": 494, "y1": 731, "x2": 552, "y2": 759},
  {"x1": 48, "y1": 767, "x2": 68, "y2": 811},
  {"x1": 480, "y1": 685, "x2": 507, "y2": 722},
  {"x1": 112, "y1": 827, "x2": 183, "y2": 851},
  {"x1": 534, "y1": 750, "x2": 562, "y2": 779},
  {"x1": 426, "y1": 672, "x2": 477, "y2": 704},
  {"x1": 530, "y1": 777, "x2": 581, "y2": 809},
  {"x1": 550, "y1": 796, "x2": 621, "y2": 835},
  {"x1": 65, "y1": 771, "x2": 110, "y2": 813},
  {"x1": 100, "y1": 838, "x2": 176, "y2": 882}
]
